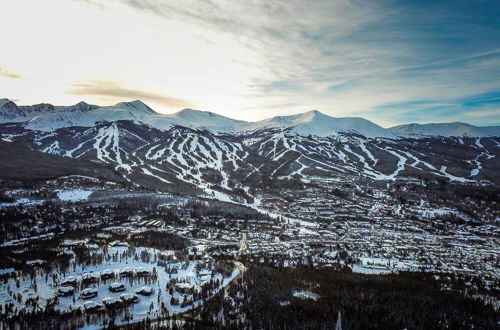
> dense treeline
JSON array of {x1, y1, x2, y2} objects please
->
[
  {"x1": 189, "y1": 265, "x2": 498, "y2": 330},
  {"x1": 185, "y1": 201, "x2": 271, "y2": 220},
  {"x1": 131, "y1": 231, "x2": 188, "y2": 250}
]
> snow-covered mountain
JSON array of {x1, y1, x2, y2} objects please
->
[
  {"x1": 248, "y1": 110, "x2": 393, "y2": 138},
  {"x1": 143, "y1": 108, "x2": 248, "y2": 133},
  {"x1": 389, "y1": 122, "x2": 500, "y2": 138},
  {"x1": 1, "y1": 99, "x2": 249, "y2": 134},
  {"x1": 0, "y1": 98, "x2": 99, "y2": 124},
  {"x1": 1, "y1": 98, "x2": 499, "y2": 138},
  {"x1": 2, "y1": 119, "x2": 499, "y2": 202},
  {"x1": 24, "y1": 100, "x2": 155, "y2": 131},
  {"x1": 7, "y1": 99, "x2": 388, "y2": 137}
]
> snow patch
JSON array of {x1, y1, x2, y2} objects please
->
[{"x1": 57, "y1": 189, "x2": 93, "y2": 202}]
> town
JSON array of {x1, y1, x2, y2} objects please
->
[{"x1": 1, "y1": 173, "x2": 498, "y2": 329}]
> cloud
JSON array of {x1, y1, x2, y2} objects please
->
[
  {"x1": 115, "y1": 0, "x2": 500, "y2": 124},
  {"x1": 66, "y1": 80, "x2": 194, "y2": 109},
  {"x1": 3, "y1": 0, "x2": 500, "y2": 125},
  {"x1": 371, "y1": 90, "x2": 500, "y2": 127},
  {"x1": 0, "y1": 66, "x2": 24, "y2": 80}
]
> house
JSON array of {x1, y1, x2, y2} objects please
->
[
  {"x1": 82, "y1": 272, "x2": 98, "y2": 283},
  {"x1": 119, "y1": 267, "x2": 134, "y2": 277},
  {"x1": 83, "y1": 300, "x2": 103, "y2": 312},
  {"x1": 136, "y1": 286, "x2": 154, "y2": 296},
  {"x1": 26, "y1": 259, "x2": 45, "y2": 266},
  {"x1": 102, "y1": 297, "x2": 122, "y2": 307},
  {"x1": 120, "y1": 293, "x2": 140, "y2": 304},
  {"x1": 56, "y1": 286, "x2": 74, "y2": 297},
  {"x1": 175, "y1": 282, "x2": 195, "y2": 294},
  {"x1": 109, "y1": 240, "x2": 128, "y2": 247},
  {"x1": 109, "y1": 282, "x2": 126, "y2": 292},
  {"x1": 100, "y1": 269, "x2": 115, "y2": 280},
  {"x1": 136, "y1": 267, "x2": 151, "y2": 277},
  {"x1": 61, "y1": 276, "x2": 77, "y2": 287},
  {"x1": 80, "y1": 288, "x2": 98, "y2": 299}
]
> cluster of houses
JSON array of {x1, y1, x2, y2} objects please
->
[{"x1": 56, "y1": 267, "x2": 154, "y2": 312}]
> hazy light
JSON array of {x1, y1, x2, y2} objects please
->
[{"x1": 1, "y1": 0, "x2": 499, "y2": 126}]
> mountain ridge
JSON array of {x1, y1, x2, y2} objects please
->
[{"x1": 1, "y1": 98, "x2": 499, "y2": 138}]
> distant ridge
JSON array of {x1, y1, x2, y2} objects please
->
[
  {"x1": 1, "y1": 98, "x2": 499, "y2": 138},
  {"x1": 389, "y1": 122, "x2": 500, "y2": 138}
]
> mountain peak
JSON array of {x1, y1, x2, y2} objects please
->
[
  {"x1": 113, "y1": 100, "x2": 156, "y2": 114},
  {"x1": 67, "y1": 101, "x2": 99, "y2": 112},
  {"x1": 178, "y1": 108, "x2": 215, "y2": 115},
  {"x1": 0, "y1": 98, "x2": 14, "y2": 108}
]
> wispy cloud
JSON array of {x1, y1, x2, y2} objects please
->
[
  {"x1": 2, "y1": 0, "x2": 500, "y2": 124},
  {"x1": 0, "y1": 66, "x2": 24, "y2": 80},
  {"x1": 115, "y1": 0, "x2": 500, "y2": 123},
  {"x1": 66, "y1": 80, "x2": 194, "y2": 109}
]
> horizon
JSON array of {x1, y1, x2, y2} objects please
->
[
  {"x1": 3, "y1": 96, "x2": 499, "y2": 129},
  {"x1": 1, "y1": 0, "x2": 499, "y2": 127}
]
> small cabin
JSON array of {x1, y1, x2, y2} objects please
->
[
  {"x1": 136, "y1": 267, "x2": 151, "y2": 277},
  {"x1": 109, "y1": 282, "x2": 126, "y2": 292},
  {"x1": 175, "y1": 282, "x2": 195, "y2": 294},
  {"x1": 119, "y1": 267, "x2": 134, "y2": 277},
  {"x1": 56, "y1": 286, "x2": 74, "y2": 297},
  {"x1": 101, "y1": 269, "x2": 115, "y2": 280},
  {"x1": 102, "y1": 297, "x2": 122, "y2": 307},
  {"x1": 83, "y1": 300, "x2": 102, "y2": 312},
  {"x1": 120, "y1": 293, "x2": 140, "y2": 304},
  {"x1": 61, "y1": 276, "x2": 77, "y2": 287},
  {"x1": 136, "y1": 286, "x2": 154, "y2": 296},
  {"x1": 80, "y1": 288, "x2": 98, "y2": 299}
]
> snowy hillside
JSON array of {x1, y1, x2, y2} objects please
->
[
  {"x1": 2, "y1": 118, "x2": 499, "y2": 207},
  {"x1": 1, "y1": 98, "x2": 500, "y2": 138},
  {"x1": 143, "y1": 108, "x2": 249, "y2": 133},
  {"x1": 389, "y1": 122, "x2": 500, "y2": 138},
  {"x1": 248, "y1": 110, "x2": 393, "y2": 138}
]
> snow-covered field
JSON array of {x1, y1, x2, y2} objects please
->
[
  {"x1": 0, "y1": 245, "x2": 239, "y2": 328},
  {"x1": 57, "y1": 189, "x2": 93, "y2": 202},
  {"x1": 351, "y1": 256, "x2": 422, "y2": 275},
  {"x1": 0, "y1": 198, "x2": 44, "y2": 209}
]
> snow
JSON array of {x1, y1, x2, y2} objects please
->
[
  {"x1": 26, "y1": 259, "x2": 45, "y2": 266},
  {"x1": 359, "y1": 142, "x2": 378, "y2": 165},
  {"x1": 57, "y1": 189, "x2": 93, "y2": 202},
  {"x1": 248, "y1": 110, "x2": 393, "y2": 138},
  {"x1": 292, "y1": 290, "x2": 319, "y2": 301},
  {"x1": 474, "y1": 138, "x2": 484, "y2": 148},
  {"x1": 439, "y1": 166, "x2": 471, "y2": 183},
  {"x1": 0, "y1": 268, "x2": 15, "y2": 275},
  {"x1": 3, "y1": 98, "x2": 500, "y2": 138},
  {"x1": 420, "y1": 207, "x2": 454, "y2": 218},
  {"x1": 0, "y1": 198, "x2": 44, "y2": 208},
  {"x1": 351, "y1": 264, "x2": 392, "y2": 275},
  {"x1": 41, "y1": 140, "x2": 61, "y2": 154},
  {"x1": 389, "y1": 122, "x2": 500, "y2": 138},
  {"x1": 352, "y1": 257, "x2": 421, "y2": 274},
  {"x1": 0, "y1": 245, "x2": 240, "y2": 328},
  {"x1": 0, "y1": 98, "x2": 11, "y2": 108}
]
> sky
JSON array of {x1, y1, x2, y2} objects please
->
[{"x1": 0, "y1": 0, "x2": 499, "y2": 127}]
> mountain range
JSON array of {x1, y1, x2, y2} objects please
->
[
  {"x1": 1, "y1": 97, "x2": 499, "y2": 206},
  {"x1": 1, "y1": 98, "x2": 499, "y2": 138}
]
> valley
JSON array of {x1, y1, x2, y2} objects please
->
[{"x1": 0, "y1": 99, "x2": 499, "y2": 329}]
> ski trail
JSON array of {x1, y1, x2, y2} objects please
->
[
  {"x1": 439, "y1": 166, "x2": 472, "y2": 182},
  {"x1": 359, "y1": 142, "x2": 378, "y2": 166},
  {"x1": 344, "y1": 145, "x2": 366, "y2": 167},
  {"x1": 474, "y1": 138, "x2": 484, "y2": 148},
  {"x1": 384, "y1": 149, "x2": 407, "y2": 180}
]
